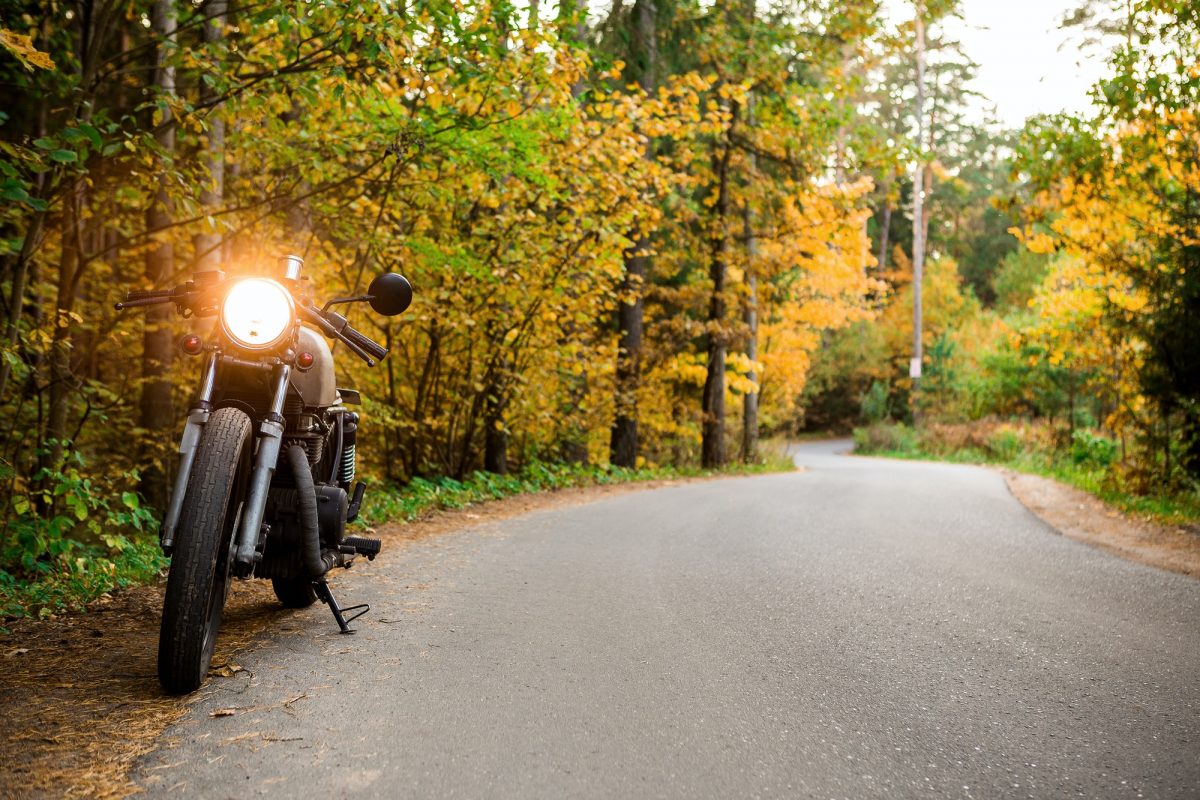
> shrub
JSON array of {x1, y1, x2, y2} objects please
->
[
  {"x1": 1071, "y1": 429, "x2": 1118, "y2": 468},
  {"x1": 1, "y1": 450, "x2": 162, "y2": 620},
  {"x1": 859, "y1": 380, "x2": 891, "y2": 424},
  {"x1": 853, "y1": 422, "x2": 919, "y2": 455}
]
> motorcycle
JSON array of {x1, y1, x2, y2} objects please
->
[{"x1": 116, "y1": 255, "x2": 412, "y2": 694}]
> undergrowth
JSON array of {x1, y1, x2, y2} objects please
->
[
  {"x1": 357, "y1": 447, "x2": 794, "y2": 528},
  {"x1": 1, "y1": 451, "x2": 165, "y2": 626},
  {"x1": 853, "y1": 420, "x2": 1200, "y2": 526}
]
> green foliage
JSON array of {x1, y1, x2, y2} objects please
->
[
  {"x1": 852, "y1": 422, "x2": 919, "y2": 456},
  {"x1": 854, "y1": 419, "x2": 1200, "y2": 525},
  {"x1": 1070, "y1": 429, "x2": 1118, "y2": 469},
  {"x1": 859, "y1": 380, "x2": 891, "y2": 424},
  {"x1": 358, "y1": 455, "x2": 795, "y2": 528},
  {"x1": 1, "y1": 448, "x2": 163, "y2": 621},
  {"x1": 991, "y1": 248, "x2": 1052, "y2": 311}
]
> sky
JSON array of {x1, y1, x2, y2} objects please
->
[{"x1": 884, "y1": 0, "x2": 1113, "y2": 129}]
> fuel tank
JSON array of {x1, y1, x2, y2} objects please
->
[{"x1": 292, "y1": 326, "x2": 338, "y2": 407}]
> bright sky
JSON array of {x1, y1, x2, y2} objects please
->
[{"x1": 885, "y1": 0, "x2": 1113, "y2": 128}]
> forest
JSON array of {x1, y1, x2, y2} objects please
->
[{"x1": 0, "y1": 0, "x2": 1197, "y2": 615}]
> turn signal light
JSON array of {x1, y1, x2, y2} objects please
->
[
  {"x1": 296, "y1": 351, "x2": 315, "y2": 371},
  {"x1": 181, "y1": 334, "x2": 204, "y2": 356}
]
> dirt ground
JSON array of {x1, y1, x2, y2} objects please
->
[
  {"x1": 1004, "y1": 471, "x2": 1200, "y2": 578},
  {"x1": 0, "y1": 468, "x2": 1196, "y2": 799}
]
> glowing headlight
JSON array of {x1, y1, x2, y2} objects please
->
[{"x1": 220, "y1": 278, "x2": 294, "y2": 350}]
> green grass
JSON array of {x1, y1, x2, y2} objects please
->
[
  {"x1": 853, "y1": 423, "x2": 1200, "y2": 527},
  {"x1": 357, "y1": 451, "x2": 794, "y2": 528}
]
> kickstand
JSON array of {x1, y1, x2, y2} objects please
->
[{"x1": 312, "y1": 579, "x2": 369, "y2": 634}]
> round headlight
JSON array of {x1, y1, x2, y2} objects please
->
[{"x1": 221, "y1": 278, "x2": 294, "y2": 350}]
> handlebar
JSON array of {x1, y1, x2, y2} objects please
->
[
  {"x1": 117, "y1": 282, "x2": 390, "y2": 368},
  {"x1": 114, "y1": 294, "x2": 176, "y2": 310},
  {"x1": 300, "y1": 305, "x2": 388, "y2": 367},
  {"x1": 341, "y1": 325, "x2": 389, "y2": 362}
]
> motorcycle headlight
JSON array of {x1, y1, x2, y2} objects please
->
[{"x1": 220, "y1": 278, "x2": 295, "y2": 350}]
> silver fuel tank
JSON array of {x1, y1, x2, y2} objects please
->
[{"x1": 291, "y1": 326, "x2": 338, "y2": 407}]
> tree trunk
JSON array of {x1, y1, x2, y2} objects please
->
[
  {"x1": 741, "y1": 96, "x2": 758, "y2": 464},
  {"x1": 483, "y1": 385, "x2": 508, "y2": 474},
  {"x1": 611, "y1": 237, "x2": 647, "y2": 468},
  {"x1": 701, "y1": 118, "x2": 735, "y2": 469},
  {"x1": 193, "y1": 0, "x2": 226, "y2": 271},
  {"x1": 877, "y1": 196, "x2": 892, "y2": 273},
  {"x1": 45, "y1": 180, "x2": 84, "y2": 474},
  {"x1": 0, "y1": 212, "x2": 45, "y2": 404},
  {"x1": 139, "y1": 0, "x2": 178, "y2": 510},
  {"x1": 610, "y1": 0, "x2": 656, "y2": 468}
]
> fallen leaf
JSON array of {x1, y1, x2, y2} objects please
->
[{"x1": 209, "y1": 663, "x2": 244, "y2": 678}]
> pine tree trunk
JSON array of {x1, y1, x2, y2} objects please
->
[
  {"x1": 139, "y1": 0, "x2": 178, "y2": 510},
  {"x1": 610, "y1": 0, "x2": 656, "y2": 468}
]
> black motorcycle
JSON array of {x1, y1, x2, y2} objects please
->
[{"x1": 117, "y1": 255, "x2": 412, "y2": 694}]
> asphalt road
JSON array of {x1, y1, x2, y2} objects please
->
[{"x1": 137, "y1": 440, "x2": 1200, "y2": 799}]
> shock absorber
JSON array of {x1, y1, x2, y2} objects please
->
[{"x1": 340, "y1": 412, "x2": 358, "y2": 486}]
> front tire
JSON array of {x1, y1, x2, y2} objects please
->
[{"x1": 158, "y1": 407, "x2": 252, "y2": 695}]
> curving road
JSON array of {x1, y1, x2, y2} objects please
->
[{"x1": 137, "y1": 440, "x2": 1200, "y2": 799}]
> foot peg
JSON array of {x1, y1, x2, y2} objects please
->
[
  {"x1": 340, "y1": 535, "x2": 381, "y2": 560},
  {"x1": 312, "y1": 579, "x2": 368, "y2": 634}
]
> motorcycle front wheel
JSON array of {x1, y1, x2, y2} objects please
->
[{"x1": 158, "y1": 407, "x2": 252, "y2": 694}]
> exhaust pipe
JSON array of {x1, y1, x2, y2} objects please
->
[{"x1": 287, "y1": 445, "x2": 336, "y2": 577}]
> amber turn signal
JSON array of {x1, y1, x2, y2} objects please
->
[{"x1": 181, "y1": 334, "x2": 204, "y2": 356}]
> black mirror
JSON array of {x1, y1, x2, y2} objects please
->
[{"x1": 367, "y1": 273, "x2": 413, "y2": 316}]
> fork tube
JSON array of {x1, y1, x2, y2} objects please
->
[
  {"x1": 161, "y1": 351, "x2": 219, "y2": 551},
  {"x1": 233, "y1": 363, "x2": 291, "y2": 568}
]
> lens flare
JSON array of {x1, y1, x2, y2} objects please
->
[{"x1": 221, "y1": 279, "x2": 293, "y2": 350}]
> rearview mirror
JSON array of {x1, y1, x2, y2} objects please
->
[{"x1": 367, "y1": 273, "x2": 413, "y2": 316}]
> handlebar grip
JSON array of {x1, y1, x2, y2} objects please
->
[
  {"x1": 115, "y1": 295, "x2": 173, "y2": 310},
  {"x1": 127, "y1": 289, "x2": 174, "y2": 300},
  {"x1": 341, "y1": 325, "x2": 388, "y2": 362}
]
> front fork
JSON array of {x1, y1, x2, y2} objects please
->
[
  {"x1": 160, "y1": 352, "x2": 219, "y2": 553},
  {"x1": 160, "y1": 354, "x2": 291, "y2": 576},
  {"x1": 233, "y1": 363, "x2": 291, "y2": 570}
]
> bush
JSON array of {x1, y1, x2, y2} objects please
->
[
  {"x1": 1070, "y1": 429, "x2": 1118, "y2": 468},
  {"x1": 1, "y1": 450, "x2": 163, "y2": 620},
  {"x1": 853, "y1": 422, "x2": 919, "y2": 455},
  {"x1": 859, "y1": 380, "x2": 891, "y2": 424}
]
